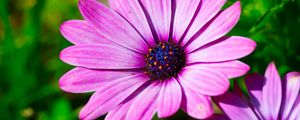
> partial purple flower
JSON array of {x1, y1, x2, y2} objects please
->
[
  {"x1": 59, "y1": 0, "x2": 256, "y2": 119},
  {"x1": 215, "y1": 62, "x2": 300, "y2": 120}
]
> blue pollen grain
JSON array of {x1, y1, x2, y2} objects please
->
[{"x1": 145, "y1": 42, "x2": 186, "y2": 81}]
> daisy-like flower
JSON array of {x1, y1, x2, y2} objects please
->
[
  {"x1": 59, "y1": 0, "x2": 256, "y2": 119},
  {"x1": 215, "y1": 63, "x2": 300, "y2": 120}
]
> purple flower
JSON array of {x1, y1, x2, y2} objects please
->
[
  {"x1": 59, "y1": 0, "x2": 256, "y2": 119},
  {"x1": 215, "y1": 63, "x2": 300, "y2": 120}
]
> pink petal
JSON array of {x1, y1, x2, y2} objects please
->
[
  {"x1": 281, "y1": 72, "x2": 300, "y2": 119},
  {"x1": 172, "y1": 0, "x2": 201, "y2": 43},
  {"x1": 178, "y1": 67, "x2": 229, "y2": 96},
  {"x1": 105, "y1": 100, "x2": 133, "y2": 120},
  {"x1": 262, "y1": 62, "x2": 282, "y2": 119},
  {"x1": 59, "y1": 67, "x2": 141, "y2": 93},
  {"x1": 187, "y1": 61, "x2": 250, "y2": 79},
  {"x1": 60, "y1": 20, "x2": 115, "y2": 45},
  {"x1": 126, "y1": 82, "x2": 162, "y2": 120},
  {"x1": 60, "y1": 45, "x2": 145, "y2": 69},
  {"x1": 79, "y1": 73, "x2": 148, "y2": 119},
  {"x1": 157, "y1": 78, "x2": 182, "y2": 118},
  {"x1": 105, "y1": 83, "x2": 147, "y2": 120},
  {"x1": 206, "y1": 114, "x2": 230, "y2": 120},
  {"x1": 140, "y1": 0, "x2": 172, "y2": 42},
  {"x1": 289, "y1": 96, "x2": 300, "y2": 120},
  {"x1": 181, "y1": 84, "x2": 213, "y2": 119},
  {"x1": 181, "y1": 0, "x2": 226, "y2": 46},
  {"x1": 185, "y1": 1, "x2": 241, "y2": 53},
  {"x1": 245, "y1": 74, "x2": 266, "y2": 119},
  {"x1": 187, "y1": 36, "x2": 256, "y2": 62},
  {"x1": 214, "y1": 92, "x2": 259, "y2": 120},
  {"x1": 79, "y1": 0, "x2": 148, "y2": 54},
  {"x1": 108, "y1": 0, "x2": 155, "y2": 46}
]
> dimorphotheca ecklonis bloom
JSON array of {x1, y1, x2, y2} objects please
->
[
  {"x1": 59, "y1": 0, "x2": 256, "y2": 119},
  {"x1": 215, "y1": 63, "x2": 300, "y2": 120}
]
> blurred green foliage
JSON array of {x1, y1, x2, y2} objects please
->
[{"x1": 0, "y1": 0, "x2": 299, "y2": 119}]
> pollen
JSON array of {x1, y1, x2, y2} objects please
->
[{"x1": 145, "y1": 42, "x2": 186, "y2": 81}]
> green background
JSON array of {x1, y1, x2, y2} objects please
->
[{"x1": 0, "y1": 0, "x2": 299, "y2": 119}]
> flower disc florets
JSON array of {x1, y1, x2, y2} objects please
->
[{"x1": 145, "y1": 42, "x2": 186, "y2": 80}]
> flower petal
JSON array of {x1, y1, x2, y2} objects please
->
[
  {"x1": 185, "y1": 1, "x2": 241, "y2": 53},
  {"x1": 187, "y1": 36, "x2": 256, "y2": 62},
  {"x1": 126, "y1": 82, "x2": 161, "y2": 120},
  {"x1": 108, "y1": 0, "x2": 155, "y2": 46},
  {"x1": 79, "y1": 73, "x2": 148, "y2": 119},
  {"x1": 157, "y1": 78, "x2": 182, "y2": 118},
  {"x1": 181, "y1": 0, "x2": 226, "y2": 46},
  {"x1": 214, "y1": 92, "x2": 259, "y2": 120},
  {"x1": 245, "y1": 73, "x2": 266, "y2": 119},
  {"x1": 281, "y1": 72, "x2": 300, "y2": 119},
  {"x1": 181, "y1": 84, "x2": 213, "y2": 119},
  {"x1": 178, "y1": 67, "x2": 229, "y2": 96},
  {"x1": 60, "y1": 20, "x2": 115, "y2": 45},
  {"x1": 187, "y1": 61, "x2": 250, "y2": 79},
  {"x1": 105, "y1": 83, "x2": 148, "y2": 120},
  {"x1": 59, "y1": 67, "x2": 141, "y2": 93},
  {"x1": 140, "y1": 0, "x2": 172, "y2": 42},
  {"x1": 206, "y1": 114, "x2": 230, "y2": 120},
  {"x1": 60, "y1": 45, "x2": 145, "y2": 69},
  {"x1": 79, "y1": 0, "x2": 148, "y2": 54},
  {"x1": 289, "y1": 96, "x2": 300, "y2": 120},
  {"x1": 262, "y1": 62, "x2": 282, "y2": 119},
  {"x1": 172, "y1": 0, "x2": 201, "y2": 43},
  {"x1": 105, "y1": 99, "x2": 133, "y2": 120}
]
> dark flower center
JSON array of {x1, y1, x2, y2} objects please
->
[{"x1": 145, "y1": 42, "x2": 186, "y2": 81}]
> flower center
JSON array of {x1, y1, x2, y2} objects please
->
[{"x1": 145, "y1": 42, "x2": 186, "y2": 81}]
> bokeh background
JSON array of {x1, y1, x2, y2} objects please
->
[{"x1": 0, "y1": 0, "x2": 300, "y2": 119}]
